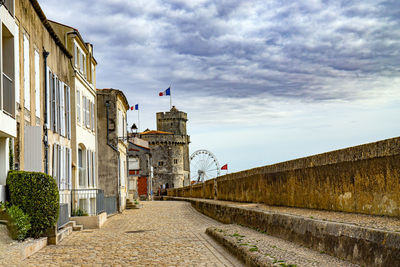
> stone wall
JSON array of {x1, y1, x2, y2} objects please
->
[{"x1": 168, "y1": 137, "x2": 400, "y2": 217}]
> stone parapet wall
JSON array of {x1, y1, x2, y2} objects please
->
[{"x1": 168, "y1": 137, "x2": 400, "y2": 216}]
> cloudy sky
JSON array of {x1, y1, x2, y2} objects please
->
[{"x1": 40, "y1": 0, "x2": 400, "y2": 175}]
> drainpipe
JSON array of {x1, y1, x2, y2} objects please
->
[
  {"x1": 43, "y1": 49, "x2": 50, "y2": 174},
  {"x1": 105, "y1": 101, "x2": 120, "y2": 211}
]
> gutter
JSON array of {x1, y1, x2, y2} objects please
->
[{"x1": 43, "y1": 49, "x2": 50, "y2": 174}]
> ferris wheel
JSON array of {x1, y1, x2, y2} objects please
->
[{"x1": 190, "y1": 150, "x2": 221, "y2": 183}]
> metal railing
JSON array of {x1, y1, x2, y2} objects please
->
[
  {"x1": 3, "y1": 0, "x2": 14, "y2": 16},
  {"x1": 104, "y1": 196, "x2": 117, "y2": 215},
  {"x1": 57, "y1": 203, "x2": 69, "y2": 229},
  {"x1": 71, "y1": 189, "x2": 104, "y2": 216},
  {"x1": 2, "y1": 73, "x2": 14, "y2": 117}
]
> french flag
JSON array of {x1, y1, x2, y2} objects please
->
[
  {"x1": 159, "y1": 87, "x2": 171, "y2": 96},
  {"x1": 130, "y1": 104, "x2": 139, "y2": 110}
]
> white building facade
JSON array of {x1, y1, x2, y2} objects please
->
[{"x1": 0, "y1": 0, "x2": 16, "y2": 202}]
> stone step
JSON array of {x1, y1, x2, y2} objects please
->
[
  {"x1": 207, "y1": 225, "x2": 358, "y2": 267},
  {"x1": 48, "y1": 226, "x2": 72, "y2": 245},
  {"x1": 72, "y1": 225, "x2": 83, "y2": 231},
  {"x1": 65, "y1": 221, "x2": 84, "y2": 231}
]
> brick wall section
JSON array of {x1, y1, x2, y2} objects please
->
[{"x1": 168, "y1": 137, "x2": 400, "y2": 216}]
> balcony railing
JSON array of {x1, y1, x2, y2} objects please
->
[
  {"x1": 2, "y1": 73, "x2": 15, "y2": 118},
  {"x1": 3, "y1": 0, "x2": 14, "y2": 16}
]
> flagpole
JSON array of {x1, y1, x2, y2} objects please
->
[
  {"x1": 169, "y1": 83, "x2": 172, "y2": 109},
  {"x1": 138, "y1": 108, "x2": 140, "y2": 132}
]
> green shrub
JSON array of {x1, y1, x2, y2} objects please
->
[
  {"x1": 72, "y1": 208, "x2": 88, "y2": 217},
  {"x1": 7, "y1": 171, "x2": 59, "y2": 238},
  {"x1": 6, "y1": 205, "x2": 31, "y2": 241}
]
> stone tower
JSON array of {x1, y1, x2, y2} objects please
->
[{"x1": 140, "y1": 106, "x2": 190, "y2": 190}]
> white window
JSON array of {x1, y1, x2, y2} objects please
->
[
  {"x1": 117, "y1": 109, "x2": 122, "y2": 137},
  {"x1": 65, "y1": 85, "x2": 71, "y2": 139},
  {"x1": 91, "y1": 102, "x2": 95, "y2": 131},
  {"x1": 23, "y1": 34, "x2": 30, "y2": 110},
  {"x1": 74, "y1": 43, "x2": 78, "y2": 67},
  {"x1": 46, "y1": 68, "x2": 51, "y2": 128},
  {"x1": 80, "y1": 52, "x2": 84, "y2": 73},
  {"x1": 60, "y1": 81, "x2": 65, "y2": 136},
  {"x1": 34, "y1": 50, "x2": 40, "y2": 118},
  {"x1": 86, "y1": 98, "x2": 90, "y2": 128},
  {"x1": 87, "y1": 150, "x2": 91, "y2": 187},
  {"x1": 76, "y1": 90, "x2": 80, "y2": 123},
  {"x1": 83, "y1": 54, "x2": 87, "y2": 77},
  {"x1": 92, "y1": 151, "x2": 96, "y2": 187},
  {"x1": 15, "y1": 23, "x2": 20, "y2": 104},
  {"x1": 82, "y1": 95, "x2": 86, "y2": 126}
]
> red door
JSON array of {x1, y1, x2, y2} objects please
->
[{"x1": 137, "y1": 176, "x2": 148, "y2": 196}]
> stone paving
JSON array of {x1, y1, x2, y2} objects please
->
[{"x1": 23, "y1": 201, "x2": 242, "y2": 267}]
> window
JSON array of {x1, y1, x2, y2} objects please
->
[
  {"x1": 15, "y1": 23, "x2": 20, "y2": 104},
  {"x1": 158, "y1": 161, "x2": 164, "y2": 166},
  {"x1": 83, "y1": 54, "x2": 87, "y2": 77},
  {"x1": 51, "y1": 73, "x2": 56, "y2": 131},
  {"x1": 80, "y1": 53, "x2": 84, "y2": 73},
  {"x1": 65, "y1": 85, "x2": 71, "y2": 139},
  {"x1": 91, "y1": 102, "x2": 95, "y2": 131},
  {"x1": 82, "y1": 95, "x2": 86, "y2": 126},
  {"x1": 92, "y1": 151, "x2": 96, "y2": 187},
  {"x1": 60, "y1": 81, "x2": 65, "y2": 136},
  {"x1": 77, "y1": 90, "x2": 80, "y2": 123},
  {"x1": 86, "y1": 98, "x2": 90, "y2": 128},
  {"x1": 74, "y1": 43, "x2": 78, "y2": 67},
  {"x1": 23, "y1": 34, "x2": 30, "y2": 110},
  {"x1": 34, "y1": 50, "x2": 40, "y2": 118},
  {"x1": 87, "y1": 150, "x2": 91, "y2": 187},
  {"x1": 174, "y1": 159, "x2": 178, "y2": 164}
]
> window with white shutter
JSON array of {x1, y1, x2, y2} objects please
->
[
  {"x1": 91, "y1": 102, "x2": 95, "y2": 132},
  {"x1": 68, "y1": 148, "x2": 72, "y2": 190},
  {"x1": 15, "y1": 23, "x2": 20, "y2": 104},
  {"x1": 77, "y1": 90, "x2": 80, "y2": 123},
  {"x1": 87, "y1": 98, "x2": 90, "y2": 128},
  {"x1": 23, "y1": 34, "x2": 30, "y2": 110},
  {"x1": 46, "y1": 68, "x2": 51, "y2": 128},
  {"x1": 82, "y1": 95, "x2": 86, "y2": 126},
  {"x1": 87, "y1": 150, "x2": 90, "y2": 187},
  {"x1": 74, "y1": 43, "x2": 78, "y2": 67},
  {"x1": 83, "y1": 55, "x2": 87, "y2": 78},
  {"x1": 66, "y1": 85, "x2": 71, "y2": 139},
  {"x1": 52, "y1": 144, "x2": 55, "y2": 178},
  {"x1": 34, "y1": 50, "x2": 40, "y2": 118},
  {"x1": 60, "y1": 82, "x2": 65, "y2": 136},
  {"x1": 57, "y1": 79, "x2": 62, "y2": 134},
  {"x1": 92, "y1": 151, "x2": 96, "y2": 187}
]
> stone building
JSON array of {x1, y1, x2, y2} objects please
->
[
  {"x1": 127, "y1": 135, "x2": 152, "y2": 200},
  {"x1": 14, "y1": 0, "x2": 73, "y2": 211},
  {"x1": 140, "y1": 106, "x2": 190, "y2": 190},
  {"x1": 96, "y1": 88, "x2": 129, "y2": 212},
  {"x1": 49, "y1": 20, "x2": 99, "y2": 215},
  {"x1": 0, "y1": 0, "x2": 17, "y2": 202}
]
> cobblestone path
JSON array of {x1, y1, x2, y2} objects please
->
[{"x1": 24, "y1": 201, "x2": 242, "y2": 267}]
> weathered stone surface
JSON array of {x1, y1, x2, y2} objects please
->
[
  {"x1": 168, "y1": 197, "x2": 400, "y2": 267},
  {"x1": 24, "y1": 201, "x2": 241, "y2": 266},
  {"x1": 206, "y1": 225, "x2": 358, "y2": 267},
  {"x1": 169, "y1": 137, "x2": 400, "y2": 217}
]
